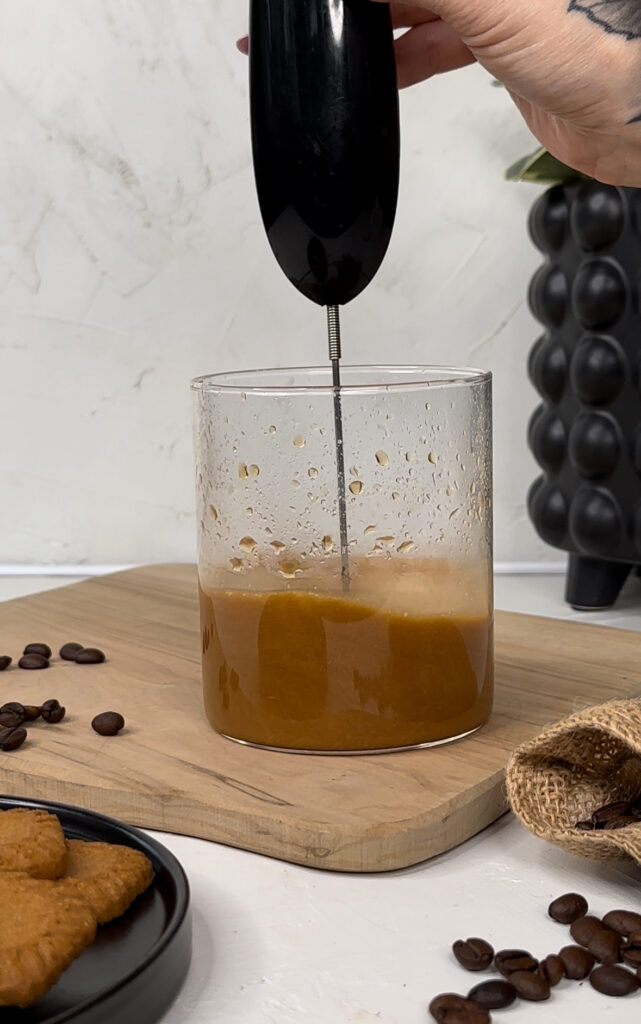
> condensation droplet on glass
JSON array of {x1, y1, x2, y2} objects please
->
[
  {"x1": 241, "y1": 392, "x2": 247, "y2": 402},
  {"x1": 392, "y1": 491, "x2": 400, "y2": 501},
  {"x1": 293, "y1": 435, "x2": 305, "y2": 448},
  {"x1": 292, "y1": 479, "x2": 300, "y2": 488},
  {"x1": 239, "y1": 463, "x2": 249, "y2": 480},
  {"x1": 397, "y1": 540, "x2": 415, "y2": 554},
  {"x1": 230, "y1": 557, "x2": 243, "y2": 572},
  {"x1": 249, "y1": 464, "x2": 260, "y2": 478},
  {"x1": 270, "y1": 540, "x2": 285, "y2": 551},
  {"x1": 278, "y1": 559, "x2": 303, "y2": 579},
  {"x1": 449, "y1": 508, "x2": 461, "y2": 520},
  {"x1": 446, "y1": 486, "x2": 454, "y2": 497},
  {"x1": 268, "y1": 425, "x2": 277, "y2": 435},
  {"x1": 375, "y1": 451, "x2": 389, "y2": 467},
  {"x1": 364, "y1": 524, "x2": 377, "y2": 535},
  {"x1": 349, "y1": 480, "x2": 363, "y2": 495},
  {"x1": 239, "y1": 536, "x2": 257, "y2": 553},
  {"x1": 246, "y1": 507, "x2": 253, "y2": 516},
  {"x1": 319, "y1": 427, "x2": 326, "y2": 437},
  {"x1": 470, "y1": 482, "x2": 477, "y2": 494},
  {"x1": 377, "y1": 536, "x2": 394, "y2": 546},
  {"x1": 322, "y1": 535, "x2": 333, "y2": 552},
  {"x1": 428, "y1": 452, "x2": 437, "y2": 465},
  {"x1": 349, "y1": 466, "x2": 359, "y2": 478},
  {"x1": 308, "y1": 467, "x2": 319, "y2": 479},
  {"x1": 425, "y1": 402, "x2": 431, "y2": 411},
  {"x1": 405, "y1": 452, "x2": 415, "y2": 462},
  {"x1": 208, "y1": 505, "x2": 218, "y2": 521}
]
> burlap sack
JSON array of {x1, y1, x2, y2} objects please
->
[{"x1": 506, "y1": 698, "x2": 641, "y2": 864}]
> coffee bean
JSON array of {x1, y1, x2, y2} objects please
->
[
  {"x1": 604, "y1": 815, "x2": 639, "y2": 830},
  {"x1": 91, "y1": 711, "x2": 124, "y2": 736},
  {"x1": 494, "y1": 949, "x2": 538, "y2": 977},
  {"x1": 467, "y1": 979, "x2": 516, "y2": 1010},
  {"x1": 428, "y1": 993, "x2": 489, "y2": 1023},
  {"x1": 587, "y1": 928, "x2": 621, "y2": 965},
  {"x1": 591, "y1": 801, "x2": 632, "y2": 828},
  {"x1": 548, "y1": 892, "x2": 588, "y2": 924},
  {"x1": 23, "y1": 705, "x2": 41, "y2": 722},
  {"x1": 538, "y1": 954, "x2": 564, "y2": 986},
  {"x1": 570, "y1": 915, "x2": 604, "y2": 947},
  {"x1": 559, "y1": 944, "x2": 596, "y2": 979},
  {"x1": 40, "y1": 699, "x2": 65, "y2": 724},
  {"x1": 621, "y1": 947, "x2": 641, "y2": 968},
  {"x1": 509, "y1": 970, "x2": 550, "y2": 1001},
  {"x1": 590, "y1": 964, "x2": 640, "y2": 997},
  {"x1": 0, "y1": 727, "x2": 27, "y2": 751},
  {"x1": 575, "y1": 819, "x2": 595, "y2": 830},
  {"x1": 18, "y1": 654, "x2": 49, "y2": 670},
  {"x1": 0, "y1": 703, "x2": 26, "y2": 729},
  {"x1": 59, "y1": 642, "x2": 84, "y2": 661},
  {"x1": 0, "y1": 656, "x2": 11, "y2": 672},
  {"x1": 602, "y1": 910, "x2": 641, "y2": 937},
  {"x1": 452, "y1": 938, "x2": 494, "y2": 971},
  {"x1": 23, "y1": 643, "x2": 51, "y2": 659},
  {"x1": 75, "y1": 647, "x2": 105, "y2": 664}
]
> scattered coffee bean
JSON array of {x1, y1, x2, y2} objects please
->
[
  {"x1": 587, "y1": 928, "x2": 621, "y2": 964},
  {"x1": 590, "y1": 964, "x2": 640, "y2": 997},
  {"x1": 604, "y1": 815, "x2": 639, "y2": 830},
  {"x1": 494, "y1": 949, "x2": 538, "y2": 977},
  {"x1": 575, "y1": 819, "x2": 595, "y2": 831},
  {"x1": 0, "y1": 703, "x2": 26, "y2": 729},
  {"x1": 559, "y1": 944, "x2": 596, "y2": 979},
  {"x1": 570, "y1": 915, "x2": 603, "y2": 947},
  {"x1": 0, "y1": 727, "x2": 27, "y2": 751},
  {"x1": 602, "y1": 910, "x2": 641, "y2": 937},
  {"x1": 509, "y1": 970, "x2": 550, "y2": 1001},
  {"x1": 591, "y1": 801, "x2": 632, "y2": 828},
  {"x1": 18, "y1": 653, "x2": 49, "y2": 670},
  {"x1": 23, "y1": 643, "x2": 51, "y2": 659},
  {"x1": 428, "y1": 993, "x2": 489, "y2": 1023},
  {"x1": 621, "y1": 947, "x2": 641, "y2": 969},
  {"x1": 467, "y1": 979, "x2": 516, "y2": 1010},
  {"x1": 59, "y1": 641, "x2": 84, "y2": 661},
  {"x1": 538, "y1": 954, "x2": 564, "y2": 986},
  {"x1": 40, "y1": 699, "x2": 66, "y2": 724},
  {"x1": 452, "y1": 938, "x2": 494, "y2": 971},
  {"x1": 0, "y1": 656, "x2": 11, "y2": 671},
  {"x1": 22, "y1": 705, "x2": 41, "y2": 722},
  {"x1": 548, "y1": 892, "x2": 588, "y2": 924},
  {"x1": 75, "y1": 647, "x2": 105, "y2": 664},
  {"x1": 91, "y1": 711, "x2": 124, "y2": 736}
]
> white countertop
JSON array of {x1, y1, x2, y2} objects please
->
[{"x1": 3, "y1": 572, "x2": 641, "y2": 1024}]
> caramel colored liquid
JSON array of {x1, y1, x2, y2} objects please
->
[{"x1": 199, "y1": 559, "x2": 493, "y2": 752}]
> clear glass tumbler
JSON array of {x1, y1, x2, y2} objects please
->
[{"x1": 192, "y1": 366, "x2": 493, "y2": 754}]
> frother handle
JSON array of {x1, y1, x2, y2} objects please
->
[{"x1": 249, "y1": 0, "x2": 400, "y2": 307}]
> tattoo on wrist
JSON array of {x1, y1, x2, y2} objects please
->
[{"x1": 568, "y1": 1, "x2": 641, "y2": 40}]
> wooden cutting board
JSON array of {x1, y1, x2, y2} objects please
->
[{"x1": 1, "y1": 564, "x2": 639, "y2": 872}]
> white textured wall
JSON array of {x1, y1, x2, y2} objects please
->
[{"x1": 0, "y1": 0, "x2": 556, "y2": 567}]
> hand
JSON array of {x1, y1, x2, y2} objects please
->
[{"x1": 378, "y1": 0, "x2": 641, "y2": 185}]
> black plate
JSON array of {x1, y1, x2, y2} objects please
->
[{"x1": 0, "y1": 795, "x2": 191, "y2": 1024}]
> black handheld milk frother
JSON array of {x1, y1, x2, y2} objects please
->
[{"x1": 249, "y1": 0, "x2": 400, "y2": 589}]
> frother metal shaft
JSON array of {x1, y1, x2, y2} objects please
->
[{"x1": 327, "y1": 305, "x2": 350, "y2": 592}]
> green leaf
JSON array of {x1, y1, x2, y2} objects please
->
[{"x1": 505, "y1": 147, "x2": 591, "y2": 186}]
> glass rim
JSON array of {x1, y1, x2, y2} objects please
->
[{"x1": 191, "y1": 364, "x2": 491, "y2": 397}]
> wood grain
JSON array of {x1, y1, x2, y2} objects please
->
[{"x1": 0, "y1": 565, "x2": 639, "y2": 872}]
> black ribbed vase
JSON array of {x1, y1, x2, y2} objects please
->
[{"x1": 527, "y1": 182, "x2": 641, "y2": 609}]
